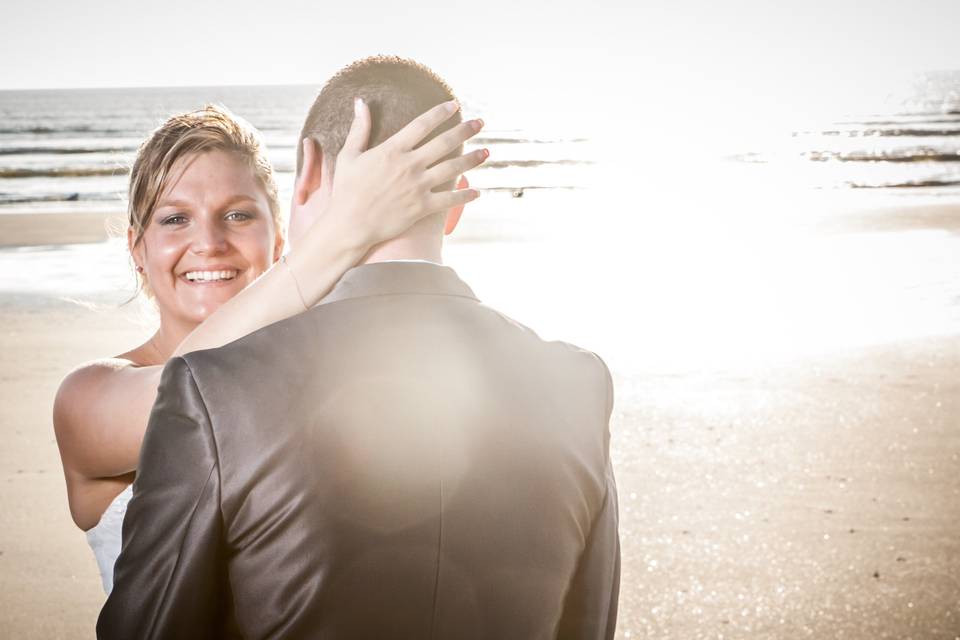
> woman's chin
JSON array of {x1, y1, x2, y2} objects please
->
[{"x1": 177, "y1": 288, "x2": 243, "y2": 323}]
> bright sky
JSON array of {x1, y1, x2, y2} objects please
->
[
  {"x1": 4, "y1": 0, "x2": 958, "y2": 90},
  {"x1": 3, "y1": 1, "x2": 959, "y2": 139}
]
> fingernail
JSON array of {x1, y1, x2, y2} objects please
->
[
  {"x1": 481, "y1": 148, "x2": 490, "y2": 159},
  {"x1": 472, "y1": 118, "x2": 484, "y2": 132},
  {"x1": 446, "y1": 100, "x2": 459, "y2": 113},
  {"x1": 354, "y1": 97, "x2": 364, "y2": 115}
]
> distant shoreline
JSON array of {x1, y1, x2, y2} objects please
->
[
  {"x1": 0, "y1": 210, "x2": 124, "y2": 247},
  {"x1": 2, "y1": 201, "x2": 958, "y2": 249},
  {"x1": 819, "y1": 201, "x2": 960, "y2": 234}
]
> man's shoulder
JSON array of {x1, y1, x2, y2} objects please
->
[
  {"x1": 177, "y1": 293, "x2": 610, "y2": 395},
  {"x1": 475, "y1": 301, "x2": 610, "y2": 374},
  {"x1": 180, "y1": 309, "x2": 317, "y2": 371}
]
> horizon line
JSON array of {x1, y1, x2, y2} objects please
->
[
  {"x1": 3, "y1": 65, "x2": 960, "y2": 93},
  {"x1": 0, "y1": 80, "x2": 322, "y2": 93}
]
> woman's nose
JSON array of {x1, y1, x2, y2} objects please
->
[{"x1": 190, "y1": 219, "x2": 229, "y2": 255}]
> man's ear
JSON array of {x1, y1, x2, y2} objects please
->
[
  {"x1": 444, "y1": 175, "x2": 470, "y2": 236},
  {"x1": 293, "y1": 138, "x2": 325, "y2": 206}
]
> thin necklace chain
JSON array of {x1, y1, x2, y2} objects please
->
[{"x1": 146, "y1": 334, "x2": 166, "y2": 365}]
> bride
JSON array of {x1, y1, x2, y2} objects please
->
[{"x1": 53, "y1": 98, "x2": 485, "y2": 593}]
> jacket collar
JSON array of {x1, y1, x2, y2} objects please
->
[{"x1": 318, "y1": 262, "x2": 479, "y2": 306}]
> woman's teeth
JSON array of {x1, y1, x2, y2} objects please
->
[{"x1": 184, "y1": 270, "x2": 238, "y2": 282}]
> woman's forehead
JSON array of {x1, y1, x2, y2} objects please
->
[{"x1": 159, "y1": 150, "x2": 265, "y2": 207}]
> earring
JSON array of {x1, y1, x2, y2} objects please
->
[{"x1": 136, "y1": 265, "x2": 144, "y2": 273}]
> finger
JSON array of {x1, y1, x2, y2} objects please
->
[
  {"x1": 388, "y1": 100, "x2": 460, "y2": 151},
  {"x1": 414, "y1": 119, "x2": 484, "y2": 167},
  {"x1": 423, "y1": 148, "x2": 489, "y2": 188},
  {"x1": 424, "y1": 187, "x2": 481, "y2": 213},
  {"x1": 340, "y1": 97, "x2": 372, "y2": 159}
]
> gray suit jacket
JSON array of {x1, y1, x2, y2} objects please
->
[{"x1": 98, "y1": 262, "x2": 619, "y2": 639}]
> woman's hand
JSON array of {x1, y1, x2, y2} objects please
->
[{"x1": 294, "y1": 98, "x2": 488, "y2": 249}]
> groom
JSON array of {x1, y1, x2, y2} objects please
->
[{"x1": 98, "y1": 56, "x2": 619, "y2": 639}]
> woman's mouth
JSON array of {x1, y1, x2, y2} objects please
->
[{"x1": 182, "y1": 269, "x2": 239, "y2": 284}]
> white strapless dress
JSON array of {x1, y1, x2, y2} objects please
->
[{"x1": 85, "y1": 485, "x2": 132, "y2": 595}]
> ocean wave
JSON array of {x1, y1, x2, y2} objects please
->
[
  {"x1": 473, "y1": 137, "x2": 532, "y2": 144},
  {"x1": 0, "y1": 167, "x2": 129, "y2": 178},
  {"x1": 850, "y1": 178, "x2": 960, "y2": 189},
  {"x1": 883, "y1": 110, "x2": 960, "y2": 119},
  {"x1": 478, "y1": 159, "x2": 594, "y2": 169},
  {"x1": 471, "y1": 136, "x2": 589, "y2": 145},
  {"x1": 805, "y1": 150, "x2": 960, "y2": 163},
  {"x1": 480, "y1": 186, "x2": 581, "y2": 196},
  {"x1": 0, "y1": 125, "x2": 137, "y2": 135},
  {"x1": 0, "y1": 191, "x2": 124, "y2": 204},
  {"x1": 0, "y1": 146, "x2": 137, "y2": 156},
  {"x1": 842, "y1": 117, "x2": 960, "y2": 126},
  {"x1": 819, "y1": 127, "x2": 960, "y2": 138},
  {"x1": 869, "y1": 127, "x2": 960, "y2": 137},
  {"x1": 727, "y1": 153, "x2": 767, "y2": 163}
]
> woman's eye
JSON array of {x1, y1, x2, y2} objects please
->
[
  {"x1": 160, "y1": 214, "x2": 187, "y2": 225},
  {"x1": 226, "y1": 211, "x2": 253, "y2": 221}
]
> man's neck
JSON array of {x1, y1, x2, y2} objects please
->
[{"x1": 361, "y1": 237, "x2": 442, "y2": 265}]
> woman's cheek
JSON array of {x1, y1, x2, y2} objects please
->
[
  {"x1": 244, "y1": 225, "x2": 277, "y2": 274},
  {"x1": 141, "y1": 233, "x2": 180, "y2": 278}
]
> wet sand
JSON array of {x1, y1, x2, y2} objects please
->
[
  {"x1": 0, "y1": 198, "x2": 958, "y2": 248},
  {"x1": 0, "y1": 210, "x2": 125, "y2": 247},
  {"x1": 612, "y1": 339, "x2": 960, "y2": 639}
]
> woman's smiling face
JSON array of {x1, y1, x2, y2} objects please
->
[{"x1": 131, "y1": 149, "x2": 282, "y2": 330}]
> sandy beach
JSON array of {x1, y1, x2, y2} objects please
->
[
  {"x1": 1, "y1": 206, "x2": 958, "y2": 639},
  {"x1": 0, "y1": 210, "x2": 125, "y2": 248},
  {"x1": 0, "y1": 295, "x2": 150, "y2": 638}
]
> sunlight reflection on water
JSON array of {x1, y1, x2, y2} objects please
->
[
  {"x1": 450, "y1": 181, "x2": 960, "y2": 374},
  {"x1": 2, "y1": 155, "x2": 958, "y2": 375}
]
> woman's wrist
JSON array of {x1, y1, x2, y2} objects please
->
[
  {"x1": 322, "y1": 192, "x2": 380, "y2": 249},
  {"x1": 279, "y1": 255, "x2": 310, "y2": 310},
  {"x1": 285, "y1": 212, "x2": 371, "y2": 306}
]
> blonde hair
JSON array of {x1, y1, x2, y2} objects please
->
[{"x1": 127, "y1": 104, "x2": 281, "y2": 298}]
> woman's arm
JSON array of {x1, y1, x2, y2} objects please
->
[
  {"x1": 54, "y1": 360, "x2": 153, "y2": 528},
  {"x1": 54, "y1": 100, "x2": 485, "y2": 527}
]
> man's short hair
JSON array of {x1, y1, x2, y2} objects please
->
[{"x1": 297, "y1": 55, "x2": 462, "y2": 181}]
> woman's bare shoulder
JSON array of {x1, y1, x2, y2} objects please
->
[
  {"x1": 53, "y1": 360, "x2": 130, "y2": 432},
  {"x1": 53, "y1": 345, "x2": 153, "y2": 436}
]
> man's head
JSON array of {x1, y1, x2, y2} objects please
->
[{"x1": 291, "y1": 56, "x2": 468, "y2": 261}]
